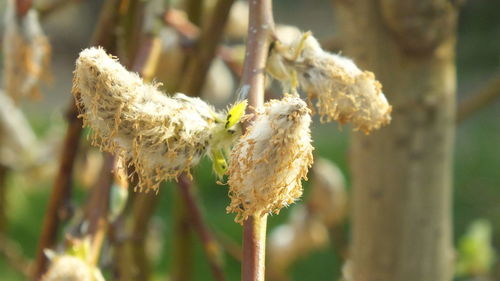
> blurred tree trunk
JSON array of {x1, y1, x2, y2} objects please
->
[{"x1": 334, "y1": 1, "x2": 458, "y2": 281}]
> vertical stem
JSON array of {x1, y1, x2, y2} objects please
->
[
  {"x1": 239, "y1": 1, "x2": 275, "y2": 281},
  {"x1": 242, "y1": 215, "x2": 268, "y2": 281},
  {"x1": 31, "y1": 103, "x2": 82, "y2": 280}
]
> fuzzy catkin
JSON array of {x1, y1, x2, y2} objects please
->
[
  {"x1": 267, "y1": 32, "x2": 392, "y2": 134},
  {"x1": 73, "y1": 47, "x2": 223, "y2": 192},
  {"x1": 41, "y1": 255, "x2": 105, "y2": 281},
  {"x1": 3, "y1": 0, "x2": 51, "y2": 102},
  {"x1": 227, "y1": 96, "x2": 314, "y2": 224}
]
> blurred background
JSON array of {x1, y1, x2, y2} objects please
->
[{"x1": 0, "y1": 0, "x2": 499, "y2": 280}]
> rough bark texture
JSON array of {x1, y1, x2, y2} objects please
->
[{"x1": 334, "y1": 1, "x2": 458, "y2": 281}]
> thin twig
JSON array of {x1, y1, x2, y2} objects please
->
[
  {"x1": 239, "y1": 0, "x2": 275, "y2": 280},
  {"x1": 31, "y1": 0, "x2": 120, "y2": 279},
  {"x1": 31, "y1": 102, "x2": 82, "y2": 280},
  {"x1": 177, "y1": 174, "x2": 227, "y2": 281},
  {"x1": 457, "y1": 72, "x2": 500, "y2": 123},
  {"x1": 80, "y1": 153, "x2": 115, "y2": 265},
  {"x1": 0, "y1": 234, "x2": 32, "y2": 277}
]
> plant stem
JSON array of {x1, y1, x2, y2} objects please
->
[
  {"x1": 242, "y1": 215, "x2": 268, "y2": 281},
  {"x1": 177, "y1": 174, "x2": 226, "y2": 281},
  {"x1": 81, "y1": 153, "x2": 115, "y2": 265},
  {"x1": 239, "y1": 0, "x2": 275, "y2": 280},
  {"x1": 31, "y1": 103, "x2": 82, "y2": 280},
  {"x1": 457, "y1": 72, "x2": 500, "y2": 123}
]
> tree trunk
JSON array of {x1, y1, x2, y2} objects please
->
[{"x1": 334, "y1": 1, "x2": 458, "y2": 281}]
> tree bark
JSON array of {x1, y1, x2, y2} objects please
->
[{"x1": 334, "y1": 1, "x2": 458, "y2": 281}]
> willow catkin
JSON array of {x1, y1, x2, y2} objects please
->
[
  {"x1": 73, "y1": 47, "x2": 224, "y2": 192},
  {"x1": 41, "y1": 254, "x2": 105, "y2": 281},
  {"x1": 3, "y1": 0, "x2": 51, "y2": 102},
  {"x1": 227, "y1": 95, "x2": 314, "y2": 224},
  {"x1": 267, "y1": 31, "x2": 392, "y2": 134}
]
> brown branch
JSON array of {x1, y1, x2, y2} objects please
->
[
  {"x1": 31, "y1": 0, "x2": 120, "y2": 279},
  {"x1": 239, "y1": 0, "x2": 275, "y2": 281},
  {"x1": 31, "y1": 102, "x2": 82, "y2": 280},
  {"x1": 80, "y1": 153, "x2": 114, "y2": 265},
  {"x1": 457, "y1": 72, "x2": 500, "y2": 123},
  {"x1": 178, "y1": 0, "x2": 235, "y2": 96},
  {"x1": 177, "y1": 174, "x2": 227, "y2": 281}
]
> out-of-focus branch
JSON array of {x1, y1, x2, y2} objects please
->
[
  {"x1": 31, "y1": 102, "x2": 82, "y2": 280},
  {"x1": 31, "y1": 0, "x2": 120, "y2": 279},
  {"x1": 179, "y1": 0, "x2": 235, "y2": 96},
  {"x1": 457, "y1": 73, "x2": 500, "y2": 123},
  {"x1": 177, "y1": 174, "x2": 226, "y2": 281},
  {"x1": 0, "y1": 234, "x2": 31, "y2": 277},
  {"x1": 239, "y1": 0, "x2": 275, "y2": 281},
  {"x1": 80, "y1": 154, "x2": 114, "y2": 265},
  {"x1": 37, "y1": 0, "x2": 80, "y2": 19}
]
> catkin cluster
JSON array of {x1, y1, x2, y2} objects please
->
[
  {"x1": 41, "y1": 254, "x2": 105, "y2": 281},
  {"x1": 227, "y1": 96, "x2": 314, "y2": 224},
  {"x1": 3, "y1": 0, "x2": 51, "y2": 102},
  {"x1": 73, "y1": 47, "x2": 224, "y2": 192},
  {"x1": 267, "y1": 31, "x2": 392, "y2": 134}
]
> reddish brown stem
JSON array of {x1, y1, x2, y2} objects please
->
[
  {"x1": 177, "y1": 174, "x2": 227, "y2": 281},
  {"x1": 239, "y1": 0, "x2": 275, "y2": 280},
  {"x1": 31, "y1": 103, "x2": 82, "y2": 280},
  {"x1": 81, "y1": 153, "x2": 115, "y2": 265}
]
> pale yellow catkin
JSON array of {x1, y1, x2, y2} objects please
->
[
  {"x1": 41, "y1": 254, "x2": 105, "y2": 281},
  {"x1": 73, "y1": 47, "x2": 224, "y2": 192},
  {"x1": 3, "y1": 0, "x2": 51, "y2": 102},
  {"x1": 267, "y1": 31, "x2": 392, "y2": 134},
  {"x1": 227, "y1": 95, "x2": 314, "y2": 224}
]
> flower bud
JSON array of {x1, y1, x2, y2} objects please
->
[{"x1": 227, "y1": 95, "x2": 314, "y2": 223}]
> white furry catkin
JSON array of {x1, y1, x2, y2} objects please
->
[
  {"x1": 227, "y1": 96, "x2": 314, "y2": 224},
  {"x1": 73, "y1": 47, "x2": 225, "y2": 192},
  {"x1": 3, "y1": 0, "x2": 51, "y2": 102},
  {"x1": 267, "y1": 31, "x2": 392, "y2": 134},
  {"x1": 41, "y1": 254, "x2": 105, "y2": 281}
]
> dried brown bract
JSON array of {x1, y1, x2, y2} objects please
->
[
  {"x1": 3, "y1": 0, "x2": 51, "y2": 102},
  {"x1": 267, "y1": 31, "x2": 392, "y2": 134},
  {"x1": 227, "y1": 95, "x2": 314, "y2": 224},
  {"x1": 73, "y1": 47, "x2": 232, "y2": 192}
]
